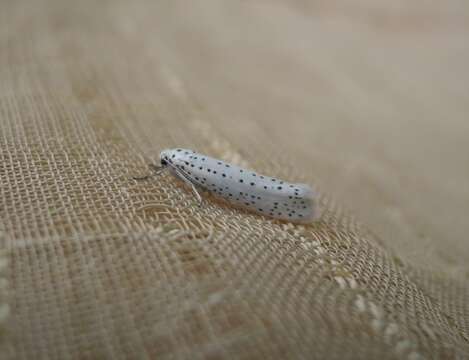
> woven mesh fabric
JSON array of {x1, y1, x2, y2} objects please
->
[{"x1": 2, "y1": 0, "x2": 469, "y2": 359}]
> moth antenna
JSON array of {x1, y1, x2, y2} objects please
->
[
  {"x1": 149, "y1": 163, "x2": 167, "y2": 175},
  {"x1": 133, "y1": 163, "x2": 167, "y2": 181}
]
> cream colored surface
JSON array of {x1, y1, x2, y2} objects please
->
[
  {"x1": 2, "y1": 0, "x2": 469, "y2": 359},
  {"x1": 150, "y1": 0, "x2": 469, "y2": 272}
]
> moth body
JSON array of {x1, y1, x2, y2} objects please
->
[{"x1": 159, "y1": 148, "x2": 320, "y2": 223}]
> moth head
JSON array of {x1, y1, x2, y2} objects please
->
[
  {"x1": 159, "y1": 149, "x2": 172, "y2": 167},
  {"x1": 159, "y1": 148, "x2": 195, "y2": 168}
]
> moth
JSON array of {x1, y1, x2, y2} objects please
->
[{"x1": 136, "y1": 148, "x2": 320, "y2": 223}]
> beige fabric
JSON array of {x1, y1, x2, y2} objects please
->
[{"x1": 2, "y1": 0, "x2": 469, "y2": 359}]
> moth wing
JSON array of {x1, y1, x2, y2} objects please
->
[{"x1": 294, "y1": 183, "x2": 321, "y2": 221}]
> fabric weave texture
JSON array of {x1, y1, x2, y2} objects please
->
[{"x1": 1, "y1": 0, "x2": 469, "y2": 359}]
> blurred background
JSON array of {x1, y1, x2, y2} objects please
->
[
  {"x1": 4, "y1": 0, "x2": 468, "y2": 270},
  {"x1": 100, "y1": 0, "x2": 469, "y2": 271},
  {"x1": 2, "y1": 0, "x2": 469, "y2": 358}
]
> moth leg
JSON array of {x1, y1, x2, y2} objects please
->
[
  {"x1": 190, "y1": 182, "x2": 203, "y2": 204},
  {"x1": 173, "y1": 168, "x2": 204, "y2": 205}
]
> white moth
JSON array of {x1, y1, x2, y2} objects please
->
[{"x1": 143, "y1": 148, "x2": 320, "y2": 223}]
